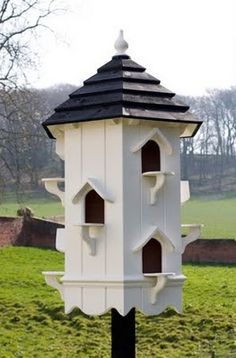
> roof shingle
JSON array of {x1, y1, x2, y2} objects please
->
[{"x1": 43, "y1": 54, "x2": 202, "y2": 138}]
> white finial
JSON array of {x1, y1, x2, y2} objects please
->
[{"x1": 114, "y1": 30, "x2": 128, "y2": 56}]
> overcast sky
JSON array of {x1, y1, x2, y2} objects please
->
[{"x1": 29, "y1": 0, "x2": 236, "y2": 96}]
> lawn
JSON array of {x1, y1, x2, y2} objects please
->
[
  {"x1": 0, "y1": 247, "x2": 235, "y2": 357},
  {"x1": 0, "y1": 197, "x2": 64, "y2": 219},
  {"x1": 181, "y1": 196, "x2": 236, "y2": 239}
]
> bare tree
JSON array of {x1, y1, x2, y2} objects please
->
[
  {"x1": 0, "y1": 0, "x2": 60, "y2": 88},
  {"x1": 0, "y1": 0, "x2": 65, "y2": 200},
  {"x1": 0, "y1": 84, "x2": 75, "y2": 198},
  {"x1": 181, "y1": 87, "x2": 236, "y2": 194}
]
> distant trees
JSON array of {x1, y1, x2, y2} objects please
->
[
  {"x1": 0, "y1": 83, "x2": 235, "y2": 197},
  {"x1": 0, "y1": 85, "x2": 75, "y2": 198},
  {"x1": 0, "y1": 84, "x2": 232, "y2": 197},
  {"x1": 181, "y1": 87, "x2": 236, "y2": 193},
  {"x1": 0, "y1": 0, "x2": 66, "y2": 199}
]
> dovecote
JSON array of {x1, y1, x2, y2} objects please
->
[{"x1": 42, "y1": 31, "x2": 202, "y2": 316}]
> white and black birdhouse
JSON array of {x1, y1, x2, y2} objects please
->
[{"x1": 42, "y1": 31, "x2": 202, "y2": 316}]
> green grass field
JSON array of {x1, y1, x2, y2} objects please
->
[
  {"x1": 0, "y1": 247, "x2": 235, "y2": 357},
  {"x1": 0, "y1": 197, "x2": 64, "y2": 219},
  {"x1": 181, "y1": 196, "x2": 236, "y2": 239},
  {"x1": 0, "y1": 194, "x2": 236, "y2": 238}
]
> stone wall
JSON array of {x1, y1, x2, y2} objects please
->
[
  {"x1": 0, "y1": 216, "x2": 63, "y2": 249},
  {"x1": 182, "y1": 239, "x2": 236, "y2": 264},
  {"x1": 0, "y1": 217, "x2": 24, "y2": 246},
  {"x1": 0, "y1": 216, "x2": 235, "y2": 264}
]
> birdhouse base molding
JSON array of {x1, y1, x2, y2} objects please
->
[{"x1": 42, "y1": 272, "x2": 186, "y2": 316}]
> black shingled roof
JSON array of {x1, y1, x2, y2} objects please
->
[{"x1": 43, "y1": 54, "x2": 202, "y2": 138}]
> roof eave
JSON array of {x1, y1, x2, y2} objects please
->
[{"x1": 43, "y1": 115, "x2": 202, "y2": 139}]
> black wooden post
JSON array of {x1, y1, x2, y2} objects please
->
[{"x1": 111, "y1": 308, "x2": 136, "y2": 358}]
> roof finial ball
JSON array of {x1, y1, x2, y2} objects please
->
[{"x1": 114, "y1": 29, "x2": 128, "y2": 56}]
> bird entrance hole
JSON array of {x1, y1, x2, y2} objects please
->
[
  {"x1": 141, "y1": 140, "x2": 161, "y2": 173},
  {"x1": 142, "y1": 238, "x2": 162, "y2": 274},
  {"x1": 85, "y1": 190, "x2": 104, "y2": 224}
]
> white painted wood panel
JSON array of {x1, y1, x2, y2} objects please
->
[
  {"x1": 44, "y1": 118, "x2": 190, "y2": 316},
  {"x1": 123, "y1": 122, "x2": 142, "y2": 277},
  {"x1": 83, "y1": 287, "x2": 106, "y2": 314},
  {"x1": 64, "y1": 127, "x2": 82, "y2": 226},
  {"x1": 105, "y1": 121, "x2": 124, "y2": 278},
  {"x1": 81, "y1": 121, "x2": 105, "y2": 183},
  {"x1": 63, "y1": 227, "x2": 82, "y2": 278}
]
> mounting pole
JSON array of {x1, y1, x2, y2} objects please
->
[{"x1": 111, "y1": 308, "x2": 136, "y2": 358}]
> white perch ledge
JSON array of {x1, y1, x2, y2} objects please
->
[
  {"x1": 142, "y1": 171, "x2": 175, "y2": 205},
  {"x1": 42, "y1": 178, "x2": 65, "y2": 206},
  {"x1": 42, "y1": 271, "x2": 64, "y2": 299},
  {"x1": 181, "y1": 224, "x2": 203, "y2": 254},
  {"x1": 76, "y1": 223, "x2": 104, "y2": 256},
  {"x1": 56, "y1": 228, "x2": 65, "y2": 253},
  {"x1": 181, "y1": 180, "x2": 190, "y2": 205},
  {"x1": 144, "y1": 272, "x2": 175, "y2": 304}
]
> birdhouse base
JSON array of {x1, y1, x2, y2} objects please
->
[{"x1": 43, "y1": 272, "x2": 186, "y2": 316}]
